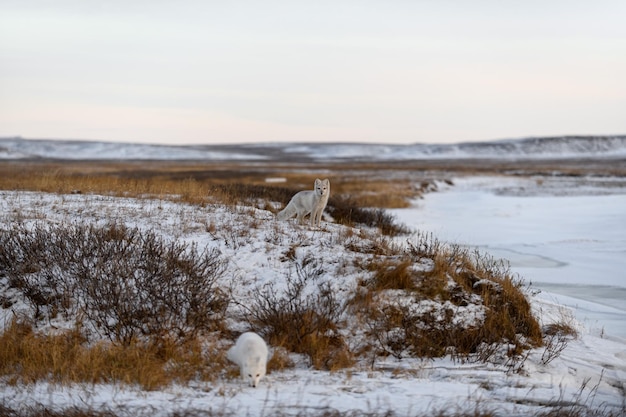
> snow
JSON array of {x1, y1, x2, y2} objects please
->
[
  {"x1": 1, "y1": 176, "x2": 626, "y2": 416},
  {"x1": 0, "y1": 137, "x2": 269, "y2": 161},
  {"x1": 2, "y1": 135, "x2": 626, "y2": 161}
]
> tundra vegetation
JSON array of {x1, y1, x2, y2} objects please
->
[{"x1": 0, "y1": 160, "x2": 590, "y2": 417}]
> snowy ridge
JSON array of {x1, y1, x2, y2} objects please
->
[
  {"x1": 0, "y1": 138, "x2": 268, "y2": 161},
  {"x1": 283, "y1": 136, "x2": 626, "y2": 161},
  {"x1": 1, "y1": 135, "x2": 625, "y2": 161}
]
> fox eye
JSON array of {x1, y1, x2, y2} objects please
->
[
  {"x1": 248, "y1": 374, "x2": 252, "y2": 377},
  {"x1": 256, "y1": 374, "x2": 260, "y2": 377}
]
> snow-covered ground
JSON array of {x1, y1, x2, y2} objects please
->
[
  {"x1": 2, "y1": 135, "x2": 626, "y2": 161},
  {"x1": 1, "y1": 177, "x2": 626, "y2": 416}
]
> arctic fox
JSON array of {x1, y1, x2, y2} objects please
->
[
  {"x1": 227, "y1": 332, "x2": 269, "y2": 388},
  {"x1": 277, "y1": 178, "x2": 330, "y2": 227}
]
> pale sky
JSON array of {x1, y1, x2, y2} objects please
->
[{"x1": 1, "y1": 0, "x2": 625, "y2": 145}]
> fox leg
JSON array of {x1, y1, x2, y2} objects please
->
[{"x1": 310, "y1": 209, "x2": 318, "y2": 226}]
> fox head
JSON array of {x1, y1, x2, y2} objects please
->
[
  {"x1": 242, "y1": 356, "x2": 266, "y2": 388},
  {"x1": 314, "y1": 178, "x2": 330, "y2": 197}
]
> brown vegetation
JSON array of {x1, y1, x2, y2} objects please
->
[
  {"x1": 0, "y1": 318, "x2": 226, "y2": 390},
  {"x1": 0, "y1": 223, "x2": 229, "y2": 346},
  {"x1": 240, "y1": 258, "x2": 354, "y2": 371},
  {"x1": 352, "y1": 233, "x2": 543, "y2": 364},
  {"x1": 0, "y1": 160, "x2": 422, "y2": 209},
  {"x1": 0, "y1": 160, "x2": 413, "y2": 235}
]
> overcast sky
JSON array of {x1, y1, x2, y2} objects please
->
[{"x1": 1, "y1": 0, "x2": 625, "y2": 145}]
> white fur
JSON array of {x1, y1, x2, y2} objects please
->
[
  {"x1": 226, "y1": 332, "x2": 269, "y2": 388},
  {"x1": 277, "y1": 178, "x2": 330, "y2": 227}
]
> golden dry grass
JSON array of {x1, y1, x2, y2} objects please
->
[
  {"x1": 4, "y1": 156, "x2": 623, "y2": 209},
  {"x1": 0, "y1": 160, "x2": 422, "y2": 209},
  {"x1": 351, "y1": 235, "x2": 543, "y2": 361},
  {"x1": 0, "y1": 318, "x2": 228, "y2": 389}
]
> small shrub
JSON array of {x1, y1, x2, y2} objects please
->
[
  {"x1": 407, "y1": 231, "x2": 443, "y2": 261},
  {"x1": 241, "y1": 259, "x2": 352, "y2": 370},
  {"x1": 352, "y1": 233, "x2": 542, "y2": 365},
  {"x1": 540, "y1": 321, "x2": 578, "y2": 365},
  {"x1": 0, "y1": 222, "x2": 229, "y2": 346},
  {"x1": 364, "y1": 298, "x2": 485, "y2": 360},
  {"x1": 543, "y1": 322, "x2": 578, "y2": 338},
  {"x1": 343, "y1": 231, "x2": 396, "y2": 256},
  {"x1": 326, "y1": 195, "x2": 410, "y2": 236},
  {"x1": 267, "y1": 347, "x2": 295, "y2": 373},
  {"x1": 411, "y1": 237, "x2": 543, "y2": 347},
  {"x1": 212, "y1": 183, "x2": 296, "y2": 208}
]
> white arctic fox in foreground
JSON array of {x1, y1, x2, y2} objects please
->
[
  {"x1": 227, "y1": 332, "x2": 269, "y2": 388},
  {"x1": 277, "y1": 178, "x2": 330, "y2": 227}
]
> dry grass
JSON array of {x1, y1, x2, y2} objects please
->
[
  {"x1": 351, "y1": 233, "x2": 543, "y2": 364},
  {"x1": 266, "y1": 346, "x2": 295, "y2": 373},
  {"x1": 366, "y1": 258, "x2": 417, "y2": 291},
  {"x1": 0, "y1": 160, "x2": 414, "y2": 234},
  {"x1": 334, "y1": 179, "x2": 415, "y2": 208},
  {"x1": 0, "y1": 160, "x2": 421, "y2": 208},
  {"x1": 0, "y1": 318, "x2": 227, "y2": 389}
]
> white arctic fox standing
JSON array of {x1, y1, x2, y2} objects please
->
[
  {"x1": 227, "y1": 332, "x2": 269, "y2": 388},
  {"x1": 277, "y1": 178, "x2": 330, "y2": 227}
]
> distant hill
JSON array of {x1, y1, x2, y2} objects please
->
[{"x1": 1, "y1": 135, "x2": 625, "y2": 162}]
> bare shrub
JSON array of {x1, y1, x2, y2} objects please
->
[
  {"x1": 407, "y1": 231, "x2": 442, "y2": 261},
  {"x1": 0, "y1": 223, "x2": 82, "y2": 320},
  {"x1": 364, "y1": 298, "x2": 486, "y2": 360},
  {"x1": 241, "y1": 259, "x2": 352, "y2": 370},
  {"x1": 326, "y1": 194, "x2": 410, "y2": 236},
  {"x1": 0, "y1": 222, "x2": 229, "y2": 346},
  {"x1": 212, "y1": 183, "x2": 296, "y2": 208},
  {"x1": 540, "y1": 322, "x2": 578, "y2": 365}
]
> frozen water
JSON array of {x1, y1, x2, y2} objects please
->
[{"x1": 391, "y1": 176, "x2": 626, "y2": 339}]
